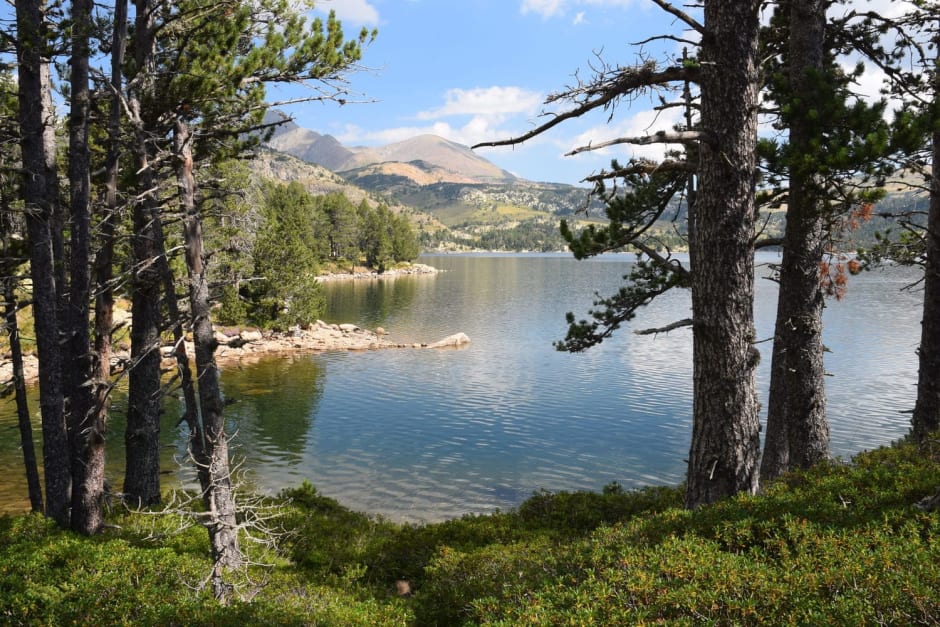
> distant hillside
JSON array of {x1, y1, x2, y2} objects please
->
[
  {"x1": 260, "y1": 111, "x2": 932, "y2": 253},
  {"x1": 264, "y1": 113, "x2": 355, "y2": 172},
  {"x1": 338, "y1": 172, "x2": 597, "y2": 227},
  {"x1": 266, "y1": 111, "x2": 515, "y2": 184},
  {"x1": 249, "y1": 149, "x2": 447, "y2": 234},
  {"x1": 341, "y1": 135, "x2": 517, "y2": 184},
  {"x1": 261, "y1": 111, "x2": 604, "y2": 251}
]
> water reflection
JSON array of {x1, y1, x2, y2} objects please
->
[
  {"x1": 222, "y1": 355, "x2": 325, "y2": 463},
  {"x1": 0, "y1": 254, "x2": 925, "y2": 522},
  {"x1": 323, "y1": 274, "x2": 425, "y2": 333}
]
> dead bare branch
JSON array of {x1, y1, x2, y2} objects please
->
[
  {"x1": 567, "y1": 129, "x2": 705, "y2": 156},
  {"x1": 634, "y1": 317, "x2": 693, "y2": 335},
  {"x1": 647, "y1": 0, "x2": 705, "y2": 34},
  {"x1": 472, "y1": 62, "x2": 695, "y2": 151}
]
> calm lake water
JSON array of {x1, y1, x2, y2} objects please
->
[{"x1": 0, "y1": 253, "x2": 924, "y2": 522}]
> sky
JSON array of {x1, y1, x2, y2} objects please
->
[
  {"x1": 270, "y1": 0, "x2": 913, "y2": 187},
  {"x1": 274, "y1": 0, "x2": 695, "y2": 186}
]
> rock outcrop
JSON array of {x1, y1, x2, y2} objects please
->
[{"x1": 2, "y1": 321, "x2": 469, "y2": 385}]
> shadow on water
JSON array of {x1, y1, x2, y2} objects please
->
[
  {"x1": 0, "y1": 354, "x2": 326, "y2": 514},
  {"x1": 221, "y1": 355, "x2": 325, "y2": 466}
]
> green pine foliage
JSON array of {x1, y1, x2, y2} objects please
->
[
  {"x1": 221, "y1": 182, "x2": 422, "y2": 328},
  {"x1": 556, "y1": 166, "x2": 692, "y2": 352},
  {"x1": 1, "y1": 439, "x2": 939, "y2": 624},
  {"x1": 244, "y1": 181, "x2": 325, "y2": 329},
  {"x1": 756, "y1": 5, "x2": 893, "y2": 229}
]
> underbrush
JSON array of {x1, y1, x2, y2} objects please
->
[{"x1": 1, "y1": 439, "x2": 939, "y2": 625}]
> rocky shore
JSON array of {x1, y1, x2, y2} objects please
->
[
  {"x1": 3, "y1": 262, "x2": 454, "y2": 386},
  {"x1": 315, "y1": 263, "x2": 440, "y2": 282},
  {"x1": 210, "y1": 320, "x2": 470, "y2": 362},
  {"x1": 3, "y1": 321, "x2": 469, "y2": 386}
]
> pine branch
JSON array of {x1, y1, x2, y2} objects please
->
[
  {"x1": 647, "y1": 0, "x2": 704, "y2": 34},
  {"x1": 471, "y1": 63, "x2": 694, "y2": 151},
  {"x1": 582, "y1": 159, "x2": 694, "y2": 184}
]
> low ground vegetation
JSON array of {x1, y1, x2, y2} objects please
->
[{"x1": 2, "y1": 439, "x2": 939, "y2": 624}]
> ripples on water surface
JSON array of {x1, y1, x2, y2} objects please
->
[{"x1": 0, "y1": 253, "x2": 924, "y2": 521}]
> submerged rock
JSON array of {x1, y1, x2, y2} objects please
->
[{"x1": 426, "y1": 332, "x2": 471, "y2": 349}]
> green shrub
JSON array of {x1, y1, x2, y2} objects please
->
[{"x1": 4, "y1": 440, "x2": 940, "y2": 625}]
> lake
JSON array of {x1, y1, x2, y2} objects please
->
[{"x1": 0, "y1": 253, "x2": 924, "y2": 522}]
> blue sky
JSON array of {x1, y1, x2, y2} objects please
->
[
  {"x1": 274, "y1": 0, "x2": 691, "y2": 186},
  {"x1": 271, "y1": 0, "x2": 909, "y2": 187}
]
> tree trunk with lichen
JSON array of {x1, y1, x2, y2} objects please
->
[
  {"x1": 913, "y1": 35, "x2": 940, "y2": 441},
  {"x1": 66, "y1": 0, "x2": 106, "y2": 535},
  {"x1": 685, "y1": 0, "x2": 762, "y2": 508},
  {"x1": 123, "y1": 0, "x2": 164, "y2": 507}
]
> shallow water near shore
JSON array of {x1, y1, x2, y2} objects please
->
[{"x1": 0, "y1": 253, "x2": 924, "y2": 522}]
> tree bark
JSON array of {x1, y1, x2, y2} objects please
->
[
  {"x1": 685, "y1": 0, "x2": 762, "y2": 508},
  {"x1": 912, "y1": 32, "x2": 940, "y2": 441},
  {"x1": 124, "y1": 0, "x2": 163, "y2": 506},
  {"x1": 91, "y1": 0, "x2": 128, "y2": 520},
  {"x1": 760, "y1": 338, "x2": 790, "y2": 481},
  {"x1": 761, "y1": 0, "x2": 830, "y2": 480},
  {"x1": 175, "y1": 119, "x2": 243, "y2": 600},
  {"x1": 66, "y1": 0, "x2": 104, "y2": 535},
  {"x1": 16, "y1": 0, "x2": 71, "y2": 526}
]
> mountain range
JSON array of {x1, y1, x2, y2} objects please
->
[
  {"x1": 265, "y1": 111, "x2": 517, "y2": 185},
  {"x1": 261, "y1": 111, "x2": 603, "y2": 251},
  {"x1": 256, "y1": 112, "x2": 926, "y2": 253}
]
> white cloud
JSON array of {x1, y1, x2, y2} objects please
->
[
  {"x1": 520, "y1": 0, "x2": 566, "y2": 18},
  {"x1": 573, "y1": 11, "x2": 586, "y2": 25},
  {"x1": 314, "y1": 0, "x2": 380, "y2": 26},
  {"x1": 520, "y1": 0, "x2": 637, "y2": 18},
  {"x1": 334, "y1": 86, "x2": 544, "y2": 149},
  {"x1": 415, "y1": 86, "x2": 543, "y2": 120},
  {"x1": 833, "y1": 0, "x2": 916, "y2": 21},
  {"x1": 339, "y1": 116, "x2": 530, "y2": 149}
]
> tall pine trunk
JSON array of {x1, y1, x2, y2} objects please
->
[
  {"x1": 16, "y1": 0, "x2": 70, "y2": 526},
  {"x1": 912, "y1": 36, "x2": 940, "y2": 440},
  {"x1": 175, "y1": 120, "x2": 242, "y2": 601},
  {"x1": 66, "y1": 0, "x2": 104, "y2": 534},
  {"x1": 4, "y1": 277, "x2": 42, "y2": 512},
  {"x1": 92, "y1": 0, "x2": 128, "y2": 515},
  {"x1": 685, "y1": 0, "x2": 762, "y2": 508},
  {"x1": 761, "y1": 0, "x2": 830, "y2": 480},
  {"x1": 124, "y1": 0, "x2": 163, "y2": 506}
]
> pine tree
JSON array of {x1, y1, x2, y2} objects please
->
[
  {"x1": 758, "y1": 0, "x2": 891, "y2": 481},
  {"x1": 476, "y1": 0, "x2": 765, "y2": 507},
  {"x1": 250, "y1": 182, "x2": 325, "y2": 327},
  {"x1": 15, "y1": 0, "x2": 70, "y2": 526},
  {"x1": 127, "y1": 0, "x2": 374, "y2": 597}
]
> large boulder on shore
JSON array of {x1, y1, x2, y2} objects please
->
[
  {"x1": 427, "y1": 332, "x2": 471, "y2": 349},
  {"x1": 240, "y1": 329, "x2": 263, "y2": 342}
]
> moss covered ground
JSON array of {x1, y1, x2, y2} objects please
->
[{"x1": 2, "y1": 438, "x2": 940, "y2": 625}]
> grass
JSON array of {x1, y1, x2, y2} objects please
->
[{"x1": 2, "y1": 438, "x2": 940, "y2": 624}]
